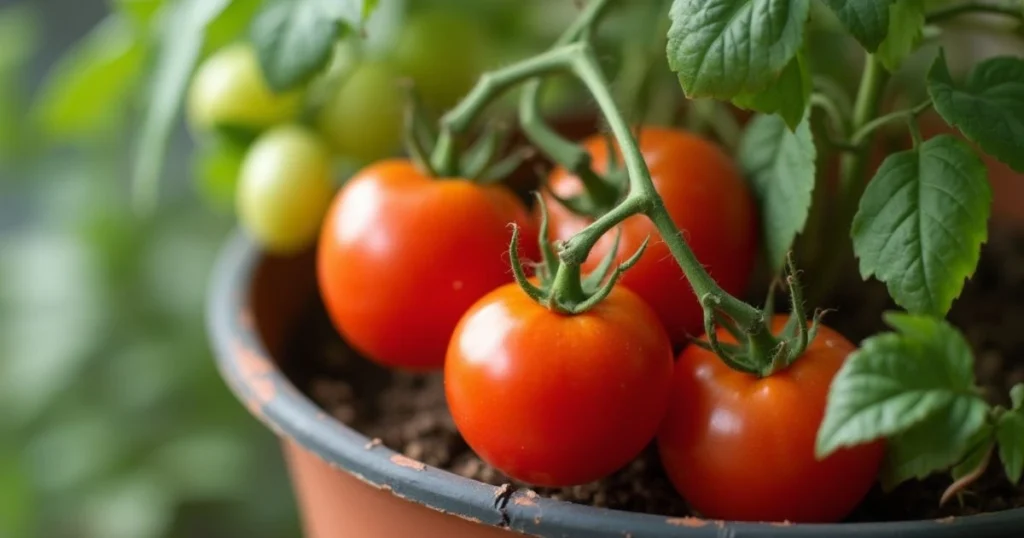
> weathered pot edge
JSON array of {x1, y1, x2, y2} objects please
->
[{"x1": 206, "y1": 230, "x2": 1024, "y2": 538}]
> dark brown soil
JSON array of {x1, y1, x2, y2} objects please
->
[{"x1": 281, "y1": 228, "x2": 1024, "y2": 521}]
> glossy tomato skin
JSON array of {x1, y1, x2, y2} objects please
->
[
  {"x1": 318, "y1": 160, "x2": 538, "y2": 371},
  {"x1": 657, "y1": 316, "x2": 885, "y2": 523},
  {"x1": 445, "y1": 282, "x2": 674, "y2": 487},
  {"x1": 544, "y1": 127, "x2": 757, "y2": 345}
]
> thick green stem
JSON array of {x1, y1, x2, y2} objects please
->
[
  {"x1": 550, "y1": 262, "x2": 587, "y2": 312},
  {"x1": 430, "y1": 46, "x2": 584, "y2": 175}
]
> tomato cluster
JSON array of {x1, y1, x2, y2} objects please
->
[{"x1": 186, "y1": 8, "x2": 489, "y2": 255}]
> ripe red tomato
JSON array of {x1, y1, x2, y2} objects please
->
[
  {"x1": 657, "y1": 316, "x2": 884, "y2": 523},
  {"x1": 317, "y1": 160, "x2": 538, "y2": 370},
  {"x1": 445, "y1": 281, "x2": 674, "y2": 487},
  {"x1": 544, "y1": 127, "x2": 758, "y2": 345}
]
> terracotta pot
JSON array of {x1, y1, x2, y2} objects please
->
[{"x1": 207, "y1": 233, "x2": 1024, "y2": 537}]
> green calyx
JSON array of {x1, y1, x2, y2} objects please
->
[
  {"x1": 510, "y1": 194, "x2": 647, "y2": 315},
  {"x1": 402, "y1": 82, "x2": 532, "y2": 183},
  {"x1": 693, "y1": 254, "x2": 824, "y2": 377}
]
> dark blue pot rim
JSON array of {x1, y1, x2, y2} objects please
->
[{"x1": 207, "y1": 231, "x2": 1024, "y2": 538}]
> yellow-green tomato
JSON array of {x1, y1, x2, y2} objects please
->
[
  {"x1": 237, "y1": 125, "x2": 334, "y2": 254},
  {"x1": 316, "y1": 60, "x2": 403, "y2": 163},
  {"x1": 392, "y1": 10, "x2": 489, "y2": 111},
  {"x1": 188, "y1": 44, "x2": 302, "y2": 132}
]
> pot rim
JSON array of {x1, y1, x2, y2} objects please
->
[{"x1": 207, "y1": 231, "x2": 1024, "y2": 538}]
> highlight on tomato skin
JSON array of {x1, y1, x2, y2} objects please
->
[
  {"x1": 657, "y1": 315, "x2": 886, "y2": 523},
  {"x1": 543, "y1": 127, "x2": 759, "y2": 347},
  {"x1": 444, "y1": 281, "x2": 675, "y2": 488},
  {"x1": 316, "y1": 159, "x2": 539, "y2": 372}
]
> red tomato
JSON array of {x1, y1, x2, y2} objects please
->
[
  {"x1": 544, "y1": 127, "x2": 758, "y2": 345},
  {"x1": 317, "y1": 159, "x2": 538, "y2": 370},
  {"x1": 445, "y1": 281, "x2": 674, "y2": 487},
  {"x1": 657, "y1": 316, "x2": 884, "y2": 523}
]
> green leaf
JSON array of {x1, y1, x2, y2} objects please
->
[
  {"x1": 821, "y1": 0, "x2": 894, "y2": 52},
  {"x1": 732, "y1": 52, "x2": 811, "y2": 130},
  {"x1": 875, "y1": 0, "x2": 924, "y2": 72},
  {"x1": 111, "y1": 0, "x2": 165, "y2": 26},
  {"x1": 738, "y1": 113, "x2": 817, "y2": 273},
  {"x1": 951, "y1": 423, "x2": 995, "y2": 480},
  {"x1": 882, "y1": 404, "x2": 988, "y2": 489},
  {"x1": 817, "y1": 313, "x2": 989, "y2": 463},
  {"x1": 998, "y1": 407, "x2": 1024, "y2": 483},
  {"x1": 851, "y1": 135, "x2": 991, "y2": 316},
  {"x1": 204, "y1": 0, "x2": 261, "y2": 52},
  {"x1": 666, "y1": 0, "x2": 811, "y2": 99},
  {"x1": 250, "y1": 0, "x2": 368, "y2": 92},
  {"x1": 33, "y1": 15, "x2": 146, "y2": 139},
  {"x1": 1011, "y1": 384, "x2": 1024, "y2": 409},
  {"x1": 928, "y1": 50, "x2": 1024, "y2": 173},
  {"x1": 131, "y1": 0, "x2": 232, "y2": 213}
]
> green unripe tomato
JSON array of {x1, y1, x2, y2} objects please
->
[
  {"x1": 316, "y1": 60, "x2": 404, "y2": 163},
  {"x1": 188, "y1": 44, "x2": 302, "y2": 132},
  {"x1": 392, "y1": 9, "x2": 489, "y2": 111},
  {"x1": 236, "y1": 125, "x2": 334, "y2": 254}
]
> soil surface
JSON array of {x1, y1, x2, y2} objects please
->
[{"x1": 282, "y1": 229, "x2": 1024, "y2": 521}]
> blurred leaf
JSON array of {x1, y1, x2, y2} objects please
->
[
  {"x1": 205, "y1": 0, "x2": 262, "y2": 52},
  {"x1": 0, "y1": 5, "x2": 39, "y2": 161},
  {"x1": 193, "y1": 136, "x2": 246, "y2": 213},
  {"x1": 33, "y1": 15, "x2": 147, "y2": 140},
  {"x1": 0, "y1": 446, "x2": 35, "y2": 538},
  {"x1": 26, "y1": 408, "x2": 127, "y2": 494},
  {"x1": 157, "y1": 432, "x2": 251, "y2": 500},
  {"x1": 80, "y1": 472, "x2": 174, "y2": 538},
  {"x1": 0, "y1": 232, "x2": 107, "y2": 427},
  {"x1": 111, "y1": 0, "x2": 165, "y2": 27},
  {"x1": 141, "y1": 211, "x2": 227, "y2": 320},
  {"x1": 132, "y1": 0, "x2": 233, "y2": 213}
]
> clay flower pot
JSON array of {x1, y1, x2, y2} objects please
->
[{"x1": 207, "y1": 232, "x2": 1024, "y2": 537}]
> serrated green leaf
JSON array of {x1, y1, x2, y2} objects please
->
[
  {"x1": 33, "y1": 15, "x2": 146, "y2": 139},
  {"x1": 817, "y1": 313, "x2": 988, "y2": 460},
  {"x1": 666, "y1": 0, "x2": 810, "y2": 99},
  {"x1": 875, "y1": 0, "x2": 924, "y2": 72},
  {"x1": 821, "y1": 0, "x2": 894, "y2": 52},
  {"x1": 882, "y1": 404, "x2": 988, "y2": 489},
  {"x1": 250, "y1": 0, "x2": 369, "y2": 92},
  {"x1": 851, "y1": 135, "x2": 991, "y2": 316},
  {"x1": 733, "y1": 52, "x2": 811, "y2": 129},
  {"x1": 131, "y1": 0, "x2": 232, "y2": 213},
  {"x1": 928, "y1": 50, "x2": 1024, "y2": 173},
  {"x1": 951, "y1": 423, "x2": 995, "y2": 481},
  {"x1": 738, "y1": 113, "x2": 816, "y2": 273},
  {"x1": 998, "y1": 408, "x2": 1024, "y2": 483}
]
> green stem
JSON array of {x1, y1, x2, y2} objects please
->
[
  {"x1": 927, "y1": 1, "x2": 1024, "y2": 24},
  {"x1": 550, "y1": 262, "x2": 587, "y2": 312},
  {"x1": 850, "y1": 100, "x2": 932, "y2": 145},
  {"x1": 429, "y1": 46, "x2": 583, "y2": 175}
]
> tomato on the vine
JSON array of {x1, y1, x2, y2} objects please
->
[
  {"x1": 236, "y1": 125, "x2": 334, "y2": 255},
  {"x1": 316, "y1": 60, "x2": 405, "y2": 163},
  {"x1": 445, "y1": 281, "x2": 674, "y2": 487},
  {"x1": 544, "y1": 127, "x2": 758, "y2": 346},
  {"x1": 317, "y1": 161, "x2": 538, "y2": 370},
  {"x1": 657, "y1": 316, "x2": 885, "y2": 523},
  {"x1": 188, "y1": 44, "x2": 301, "y2": 132}
]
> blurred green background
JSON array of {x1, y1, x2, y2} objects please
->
[{"x1": 3, "y1": 1, "x2": 1020, "y2": 537}]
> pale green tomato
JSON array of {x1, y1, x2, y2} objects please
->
[
  {"x1": 316, "y1": 60, "x2": 404, "y2": 163},
  {"x1": 392, "y1": 9, "x2": 489, "y2": 111},
  {"x1": 188, "y1": 44, "x2": 302, "y2": 132},
  {"x1": 236, "y1": 125, "x2": 334, "y2": 254}
]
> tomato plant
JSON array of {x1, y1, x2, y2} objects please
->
[
  {"x1": 317, "y1": 160, "x2": 538, "y2": 370},
  {"x1": 187, "y1": 43, "x2": 301, "y2": 133},
  {"x1": 236, "y1": 125, "x2": 333, "y2": 255},
  {"x1": 544, "y1": 127, "x2": 758, "y2": 345},
  {"x1": 658, "y1": 315, "x2": 885, "y2": 523}
]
